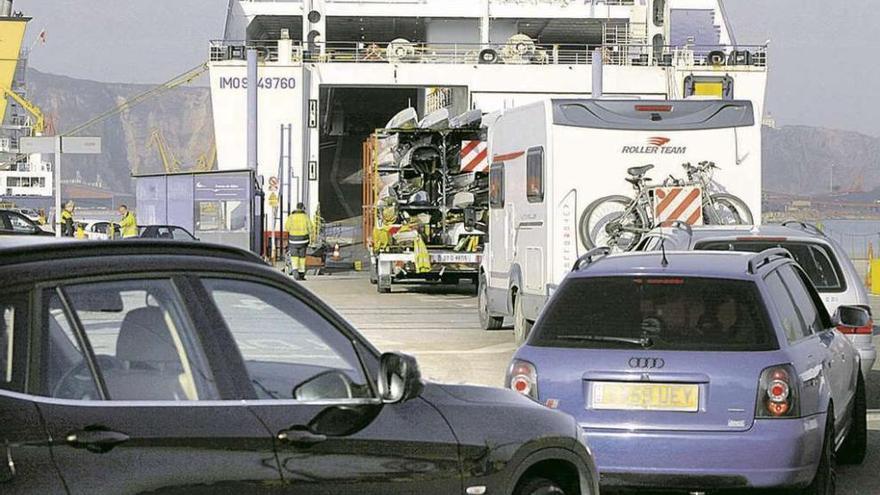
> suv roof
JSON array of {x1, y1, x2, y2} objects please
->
[
  {"x1": 570, "y1": 250, "x2": 791, "y2": 280},
  {"x1": 0, "y1": 239, "x2": 264, "y2": 268},
  {"x1": 640, "y1": 222, "x2": 831, "y2": 250}
]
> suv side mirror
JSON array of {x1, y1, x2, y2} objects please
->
[
  {"x1": 832, "y1": 305, "x2": 870, "y2": 329},
  {"x1": 378, "y1": 352, "x2": 423, "y2": 404}
]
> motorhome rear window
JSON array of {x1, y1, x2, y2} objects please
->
[
  {"x1": 532, "y1": 277, "x2": 777, "y2": 351},
  {"x1": 695, "y1": 240, "x2": 846, "y2": 292},
  {"x1": 551, "y1": 99, "x2": 755, "y2": 131},
  {"x1": 489, "y1": 163, "x2": 505, "y2": 208},
  {"x1": 526, "y1": 147, "x2": 544, "y2": 203}
]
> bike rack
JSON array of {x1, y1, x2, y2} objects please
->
[
  {"x1": 572, "y1": 247, "x2": 612, "y2": 272},
  {"x1": 664, "y1": 220, "x2": 693, "y2": 237},
  {"x1": 747, "y1": 247, "x2": 793, "y2": 274}
]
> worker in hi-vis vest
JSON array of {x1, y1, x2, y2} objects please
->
[
  {"x1": 60, "y1": 201, "x2": 76, "y2": 237},
  {"x1": 285, "y1": 203, "x2": 313, "y2": 281},
  {"x1": 118, "y1": 204, "x2": 138, "y2": 238}
]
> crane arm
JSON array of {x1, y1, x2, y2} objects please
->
[
  {"x1": 148, "y1": 129, "x2": 182, "y2": 174},
  {"x1": 1, "y1": 86, "x2": 45, "y2": 134},
  {"x1": 65, "y1": 62, "x2": 208, "y2": 136}
]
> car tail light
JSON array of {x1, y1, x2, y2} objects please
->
[
  {"x1": 756, "y1": 365, "x2": 800, "y2": 418},
  {"x1": 837, "y1": 317, "x2": 874, "y2": 335},
  {"x1": 506, "y1": 360, "x2": 538, "y2": 401}
]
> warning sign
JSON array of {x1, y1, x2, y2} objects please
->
[
  {"x1": 268, "y1": 176, "x2": 279, "y2": 192},
  {"x1": 268, "y1": 192, "x2": 279, "y2": 208}
]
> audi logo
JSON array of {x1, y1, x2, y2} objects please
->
[{"x1": 628, "y1": 357, "x2": 665, "y2": 369}]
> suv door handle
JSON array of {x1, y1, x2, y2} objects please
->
[
  {"x1": 277, "y1": 428, "x2": 327, "y2": 447},
  {"x1": 65, "y1": 429, "x2": 130, "y2": 454}
]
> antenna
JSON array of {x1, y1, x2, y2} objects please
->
[{"x1": 659, "y1": 223, "x2": 669, "y2": 267}]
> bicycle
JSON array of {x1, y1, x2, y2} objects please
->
[{"x1": 580, "y1": 161, "x2": 754, "y2": 251}]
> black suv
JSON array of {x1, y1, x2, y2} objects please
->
[{"x1": 0, "y1": 240, "x2": 598, "y2": 495}]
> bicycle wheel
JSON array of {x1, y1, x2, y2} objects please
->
[
  {"x1": 579, "y1": 195, "x2": 648, "y2": 252},
  {"x1": 707, "y1": 193, "x2": 754, "y2": 225}
]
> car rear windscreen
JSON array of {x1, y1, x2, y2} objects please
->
[
  {"x1": 696, "y1": 241, "x2": 845, "y2": 292},
  {"x1": 533, "y1": 277, "x2": 777, "y2": 351}
]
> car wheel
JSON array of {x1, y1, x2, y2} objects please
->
[
  {"x1": 514, "y1": 477, "x2": 566, "y2": 495},
  {"x1": 839, "y1": 373, "x2": 867, "y2": 465},
  {"x1": 803, "y1": 405, "x2": 836, "y2": 495},
  {"x1": 479, "y1": 274, "x2": 504, "y2": 331},
  {"x1": 514, "y1": 293, "x2": 532, "y2": 344}
]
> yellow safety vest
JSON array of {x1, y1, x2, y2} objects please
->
[
  {"x1": 286, "y1": 211, "x2": 311, "y2": 245},
  {"x1": 119, "y1": 212, "x2": 138, "y2": 238}
]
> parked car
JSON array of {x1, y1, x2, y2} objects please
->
[
  {"x1": 10, "y1": 208, "x2": 40, "y2": 223},
  {"x1": 0, "y1": 209, "x2": 53, "y2": 236},
  {"x1": 139, "y1": 224, "x2": 199, "y2": 241},
  {"x1": 635, "y1": 221, "x2": 876, "y2": 377},
  {"x1": 81, "y1": 220, "x2": 122, "y2": 240},
  {"x1": 509, "y1": 248, "x2": 866, "y2": 493},
  {"x1": 0, "y1": 239, "x2": 599, "y2": 495}
]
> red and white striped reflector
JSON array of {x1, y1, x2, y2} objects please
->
[
  {"x1": 460, "y1": 140, "x2": 489, "y2": 173},
  {"x1": 653, "y1": 186, "x2": 704, "y2": 226}
]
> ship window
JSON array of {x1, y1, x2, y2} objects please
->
[
  {"x1": 489, "y1": 162, "x2": 505, "y2": 209},
  {"x1": 526, "y1": 147, "x2": 544, "y2": 204},
  {"x1": 653, "y1": 0, "x2": 666, "y2": 26},
  {"x1": 7, "y1": 177, "x2": 20, "y2": 187}
]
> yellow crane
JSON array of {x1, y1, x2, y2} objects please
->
[
  {"x1": 147, "y1": 128, "x2": 182, "y2": 174},
  {"x1": 194, "y1": 142, "x2": 217, "y2": 172},
  {"x1": 1, "y1": 86, "x2": 45, "y2": 134}
]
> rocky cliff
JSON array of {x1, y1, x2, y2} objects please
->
[{"x1": 27, "y1": 69, "x2": 214, "y2": 194}]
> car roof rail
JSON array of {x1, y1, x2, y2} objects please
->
[
  {"x1": 781, "y1": 220, "x2": 826, "y2": 237},
  {"x1": 665, "y1": 220, "x2": 693, "y2": 237},
  {"x1": 572, "y1": 247, "x2": 612, "y2": 272},
  {"x1": 747, "y1": 247, "x2": 793, "y2": 274}
]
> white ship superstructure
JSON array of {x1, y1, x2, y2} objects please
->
[
  {"x1": 0, "y1": 1, "x2": 52, "y2": 204},
  {"x1": 210, "y1": 0, "x2": 768, "y2": 223}
]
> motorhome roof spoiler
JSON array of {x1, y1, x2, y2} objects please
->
[{"x1": 552, "y1": 99, "x2": 755, "y2": 131}]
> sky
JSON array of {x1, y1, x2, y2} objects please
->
[{"x1": 14, "y1": 0, "x2": 880, "y2": 136}]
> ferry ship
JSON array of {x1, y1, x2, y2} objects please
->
[
  {"x1": 209, "y1": 0, "x2": 768, "y2": 224},
  {"x1": 0, "y1": 0, "x2": 52, "y2": 209}
]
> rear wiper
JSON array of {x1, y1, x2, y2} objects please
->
[{"x1": 558, "y1": 334, "x2": 654, "y2": 348}]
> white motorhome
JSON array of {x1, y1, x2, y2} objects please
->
[{"x1": 479, "y1": 99, "x2": 761, "y2": 341}]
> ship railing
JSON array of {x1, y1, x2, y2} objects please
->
[{"x1": 210, "y1": 40, "x2": 767, "y2": 68}]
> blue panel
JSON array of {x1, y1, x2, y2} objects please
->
[
  {"x1": 167, "y1": 175, "x2": 194, "y2": 232},
  {"x1": 135, "y1": 177, "x2": 167, "y2": 225},
  {"x1": 669, "y1": 9, "x2": 721, "y2": 47}
]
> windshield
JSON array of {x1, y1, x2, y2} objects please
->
[
  {"x1": 532, "y1": 277, "x2": 777, "y2": 351},
  {"x1": 696, "y1": 240, "x2": 845, "y2": 292}
]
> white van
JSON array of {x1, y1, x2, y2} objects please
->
[{"x1": 479, "y1": 99, "x2": 762, "y2": 341}]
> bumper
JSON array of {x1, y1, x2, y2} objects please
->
[
  {"x1": 584, "y1": 415, "x2": 825, "y2": 490},
  {"x1": 857, "y1": 347, "x2": 876, "y2": 377}
]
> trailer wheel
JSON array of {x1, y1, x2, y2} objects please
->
[
  {"x1": 479, "y1": 274, "x2": 504, "y2": 331},
  {"x1": 513, "y1": 293, "x2": 532, "y2": 344},
  {"x1": 369, "y1": 261, "x2": 378, "y2": 285}
]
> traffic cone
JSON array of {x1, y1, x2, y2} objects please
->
[{"x1": 332, "y1": 243, "x2": 341, "y2": 261}]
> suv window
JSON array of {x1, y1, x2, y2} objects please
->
[
  {"x1": 0, "y1": 293, "x2": 27, "y2": 392},
  {"x1": 8, "y1": 213, "x2": 36, "y2": 233},
  {"x1": 48, "y1": 280, "x2": 219, "y2": 401},
  {"x1": 204, "y1": 279, "x2": 372, "y2": 401},
  {"x1": 764, "y1": 272, "x2": 810, "y2": 343},
  {"x1": 696, "y1": 240, "x2": 845, "y2": 291},
  {"x1": 778, "y1": 265, "x2": 824, "y2": 335},
  {"x1": 533, "y1": 277, "x2": 777, "y2": 351}
]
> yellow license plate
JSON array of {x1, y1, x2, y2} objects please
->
[{"x1": 591, "y1": 382, "x2": 700, "y2": 412}]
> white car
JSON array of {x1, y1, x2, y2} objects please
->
[
  {"x1": 637, "y1": 221, "x2": 877, "y2": 378},
  {"x1": 80, "y1": 220, "x2": 122, "y2": 240}
]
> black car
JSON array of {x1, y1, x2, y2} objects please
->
[
  {"x1": 0, "y1": 209, "x2": 53, "y2": 236},
  {"x1": 139, "y1": 225, "x2": 199, "y2": 241},
  {"x1": 0, "y1": 240, "x2": 599, "y2": 495}
]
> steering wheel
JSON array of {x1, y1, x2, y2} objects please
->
[{"x1": 53, "y1": 355, "x2": 120, "y2": 400}]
